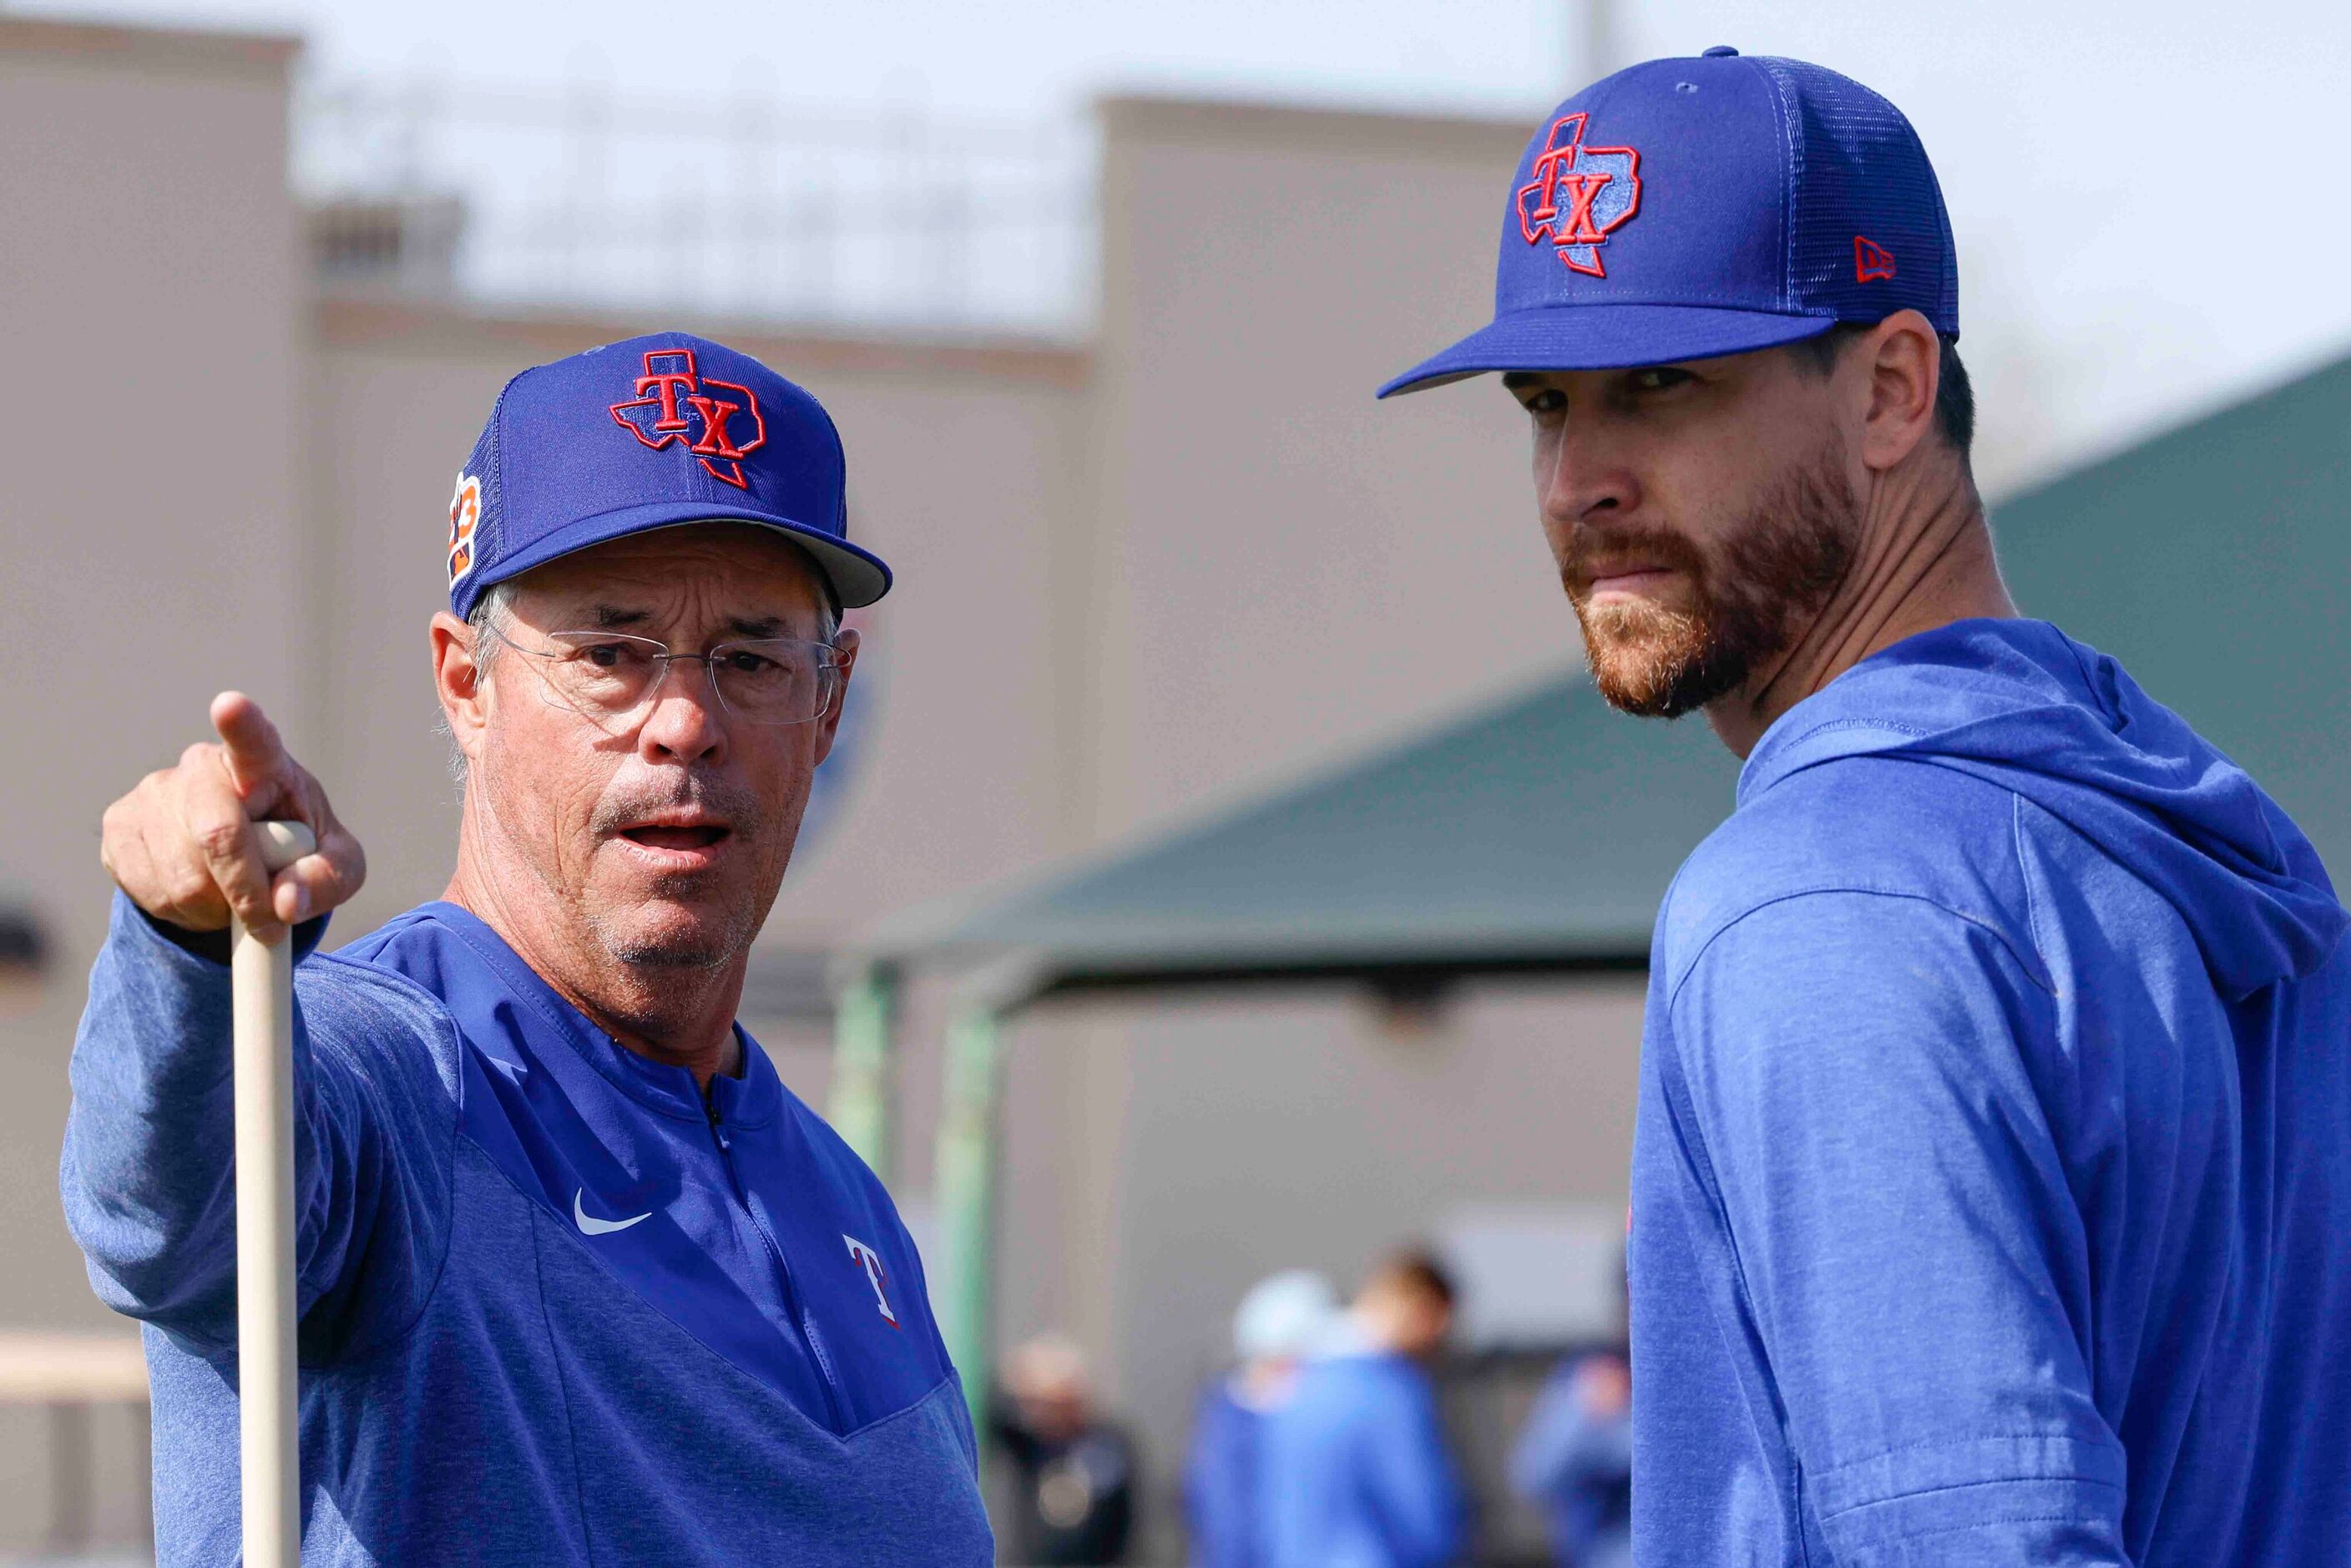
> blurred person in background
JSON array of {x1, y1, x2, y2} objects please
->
[
  {"x1": 1258, "y1": 1250, "x2": 1464, "y2": 1568},
  {"x1": 1510, "y1": 1255, "x2": 1630, "y2": 1568},
  {"x1": 1383, "y1": 43, "x2": 2351, "y2": 1568},
  {"x1": 1185, "y1": 1269, "x2": 1340, "y2": 1567},
  {"x1": 990, "y1": 1333, "x2": 1140, "y2": 1565}
]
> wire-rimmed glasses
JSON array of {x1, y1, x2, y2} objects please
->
[{"x1": 486, "y1": 625, "x2": 846, "y2": 729}]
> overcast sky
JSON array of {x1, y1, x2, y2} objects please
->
[{"x1": 29, "y1": 0, "x2": 2351, "y2": 489}]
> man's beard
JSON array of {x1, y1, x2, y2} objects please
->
[
  {"x1": 588, "y1": 774, "x2": 771, "y2": 970},
  {"x1": 590, "y1": 902, "x2": 757, "y2": 972},
  {"x1": 480, "y1": 743, "x2": 772, "y2": 972},
  {"x1": 1566, "y1": 443, "x2": 1859, "y2": 718}
]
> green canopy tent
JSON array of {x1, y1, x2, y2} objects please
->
[
  {"x1": 832, "y1": 675, "x2": 1737, "y2": 1400},
  {"x1": 834, "y1": 351, "x2": 2351, "y2": 1403},
  {"x1": 877, "y1": 675, "x2": 1737, "y2": 990}
]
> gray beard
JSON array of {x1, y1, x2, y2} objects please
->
[
  {"x1": 479, "y1": 743, "x2": 769, "y2": 973},
  {"x1": 589, "y1": 907, "x2": 755, "y2": 972}
]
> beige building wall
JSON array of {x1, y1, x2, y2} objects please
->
[
  {"x1": 1080, "y1": 99, "x2": 1570, "y2": 838},
  {"x1": 0, "y1": 16, "x2": 307, "y2": 1321},
  {"x1": 0, "y1": 18, "x2": 307, "y2": 1547},
  {"x1": 983, "y1": 98, "x2": 1651, "y2": 1510}
]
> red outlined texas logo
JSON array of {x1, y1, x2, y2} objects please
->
[
  {"x1": 608, "y1": 348, "x2": 767, "y2": 489},
  {"x1": 1516, "y1": 113, "x2": 1642, "y2": 277}
]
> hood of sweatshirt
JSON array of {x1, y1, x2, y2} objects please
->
[{"x1": 1741, "y1": 618, "x2": 2346, "y2": 999}]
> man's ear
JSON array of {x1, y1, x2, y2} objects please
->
[
  {"x1": 431, "y1": 610, "x2": 490, "y2": 769},
  {"x1": 1856, "y1": 308, "x2": 1940, "y2": 473},
  {"x1": 811, "y1": 626, "x2": 859, "y2": 768}
]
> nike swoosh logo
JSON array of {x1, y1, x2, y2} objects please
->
[{"x1": 574, "y1": 1188, "x2": 651, "y2": 1237}]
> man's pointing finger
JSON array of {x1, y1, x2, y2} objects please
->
[{"x1": 210, "y1": 690, "x2": 288, "y2": 801}]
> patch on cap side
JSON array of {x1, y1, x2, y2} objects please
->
[{"x1": 447, "y1": 473, "x2": 481, "y2": 586}]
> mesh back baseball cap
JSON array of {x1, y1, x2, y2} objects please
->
[
  {"x1": 1379, "y1": 48, "x2": 1958, "y2": 396},
  {"x1": 444, "y1": 331, "x2": 891, "y2": 618}
]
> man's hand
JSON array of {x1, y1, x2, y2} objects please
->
[{"x1": 100, "y1": 692, "x2": 367, "y2": 943}]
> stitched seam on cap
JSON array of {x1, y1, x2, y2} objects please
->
[
  {"x1": 1752, "y1": 59, "x2": 1802, "y2": 314},
  {"x1": 486, "y1": 369, "x2": 523, "y2": 582}
]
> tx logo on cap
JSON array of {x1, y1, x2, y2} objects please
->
[
  {"x1": 608, "y1": 347, "x2": 768, "y2": 488},
  {"x1": 1516, "y1": 113, "x2": 1642, "y2": 278}
]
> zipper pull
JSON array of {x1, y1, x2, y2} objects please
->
[{"x1": 704, "y1": 1082, "x2": 731, "y2": 1151}]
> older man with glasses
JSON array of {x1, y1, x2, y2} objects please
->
[{"x1": 63, "y1": 334, "x2": 992, "y2": 1565}]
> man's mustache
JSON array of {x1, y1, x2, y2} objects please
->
[
  {"x1": 1562, "y1": 524, "x2": 1710, "y2": 594},
  {"x1": 589, "y1": 774, "x2": 765, "y2": 839}
]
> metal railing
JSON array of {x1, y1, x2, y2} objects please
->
[{"x1": 295, "y1": 71, "x2": 1096, "y2": 340}]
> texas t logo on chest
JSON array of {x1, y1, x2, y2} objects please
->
[
  {"x1": 1516, "y1": 113, "x2": 1642, "y2": 277},
  {"x1": 608, "y1": 347, "x2": 768, "y2": 488},
  {"x1": 843, "y1": 1234, "x2": 900, "y2": 1328}
]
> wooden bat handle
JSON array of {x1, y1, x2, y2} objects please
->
[{"x1": 234, "y1": 815, "x2": 315, "y2": 1567}]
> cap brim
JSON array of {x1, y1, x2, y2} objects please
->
[
  {"x1": 474, "y1": 499, "x2": 893, "y2": 610},
  {"x1": 1378, "y1": 304, "x2": 1840, "y2": 397}
]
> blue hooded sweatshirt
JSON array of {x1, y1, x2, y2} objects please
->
[
  {"x1": 60, "y1": 897, "x2": 991, "y2": 1566},
  {"x1": 1629, "y1": 619, "x2": 2351, "y2": 1565},
  {"x1": 1256, "y1": 1346, "x2": 1464, "y2": 1568}
]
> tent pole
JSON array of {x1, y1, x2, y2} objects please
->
[
  {"x1": 933, "y1": 1001, "x2": 1005, "y2": 1414},
  {"x1": 827, "y1": 960, "x2": 898, "y2": 1181}
]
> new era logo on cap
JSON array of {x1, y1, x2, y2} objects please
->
[
  {"x1": 442, "y1": 331, "x2": 892, "y2": 619},
  {"x1": 1854, "y1": 235, "x2": 1897, "y2": 283},
  {"x1": 1379, "y1": 48, "x2": 1959, "y2": 394}
]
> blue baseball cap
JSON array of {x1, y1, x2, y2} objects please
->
[
  {"x1": 444, "y1": 331, "x2": 891, "y2": 618},
  {"x1": 1379, "y1": 48, "x2": 1958, "y2": 397}
]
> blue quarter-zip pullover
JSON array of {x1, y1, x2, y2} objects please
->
[
  {"x1": 1631, "y1": 619, "x2": 2351, "y2": 1564},
  {"x1": 62, "y1": 895, "x2": 991, "y2": 1565}
]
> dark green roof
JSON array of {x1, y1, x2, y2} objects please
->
[
  {"x1": 872, "y1": 674, "x2": 1733, "y2": 988},
  {"x1": 878, "y1": 353, "x2": 2351, "y2": 989}
]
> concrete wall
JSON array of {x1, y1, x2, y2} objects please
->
[
  {"x1": 0, "y1": 18, "x2": 306, "y2": 1548},
  {"x1": 977, "y1": 97, "x2": 1644, "y2": 1532},
  {"x1": 1080, "y1": 98, "x2": 1567, "y2": 839}
]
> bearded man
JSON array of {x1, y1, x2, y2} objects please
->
[
  {"x1": 64, "y1": 334, "x2": 992, "y2": 1565},
  {"x1": 1383, "y1": 50, "x2": 2351, "y2": 1565}
]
